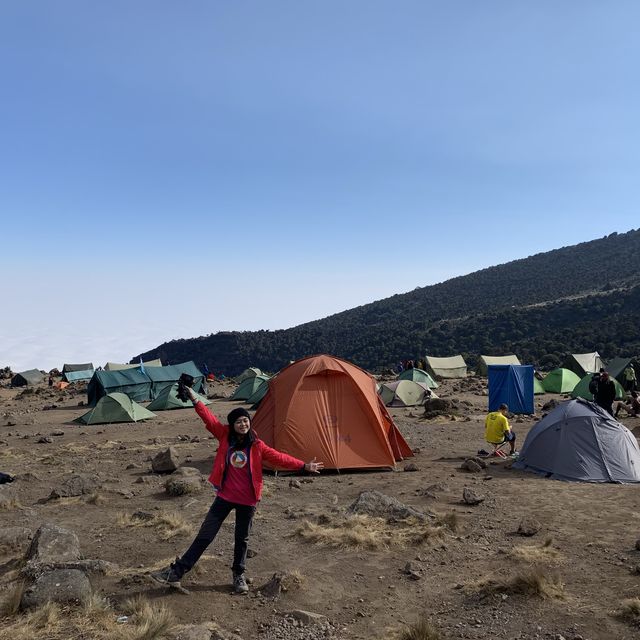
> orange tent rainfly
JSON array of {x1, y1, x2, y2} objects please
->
[{"x1": 252, "y1": 354, "x2": 413, "y2": 470}]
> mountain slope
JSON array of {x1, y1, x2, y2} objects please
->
[{"x1": 135, "y1": 229, "x2": 640, "y2": 374}]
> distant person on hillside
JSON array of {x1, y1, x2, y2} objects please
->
[
  {"x1": 623, "y1": 365, "x2": 637, "y2": 392},
  {"x1": 149, "y1": 383, "x2": 324, "y2": 595},
  {"x1": 485, "y1": 403, "x2": 517, "y2": 457},
  {"x1": 48, "y1": 375, "x2": 53, "y2": 387},
  {"x1": 615, "y1": 391, "x2": 640, "y2": 419},
  {"x1": 202, "y1": 363, "x2": 210, "y2": 377},
  {"x1": 396, "y1": 361, "x2": 404, "y2": 374},
  {"x1": 594, "y1": 371, "x2": 616, "y2": 415}
]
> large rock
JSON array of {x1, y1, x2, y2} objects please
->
[
  {"x1": 25, "y1": 523, "x2": 81, "y2": 565},
  {"x1": 347, "y1": 490, "x2": 429, "y2": 521},
  {"x1": 423, "y1": 398, "x2": 453, "y2": 414},
  {"x1": 49, "y1": 473, "x2": 100, "y2": 499},
  {"x1": 173, "y1": 466, "x2": 203, "y2": 478},
  {"x1": 152, "y1": 447, "x2": 181, "y2": 473},
  {"x1": 21, "y1": 568, "x2": 91, "y2": 609}
]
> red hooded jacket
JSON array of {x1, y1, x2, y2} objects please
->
[{"x1": 194, "y1": 401, "x2": 305, "y2": 502}]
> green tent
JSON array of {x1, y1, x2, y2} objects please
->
[
  {"x1": 87, "y1": 361, "x2": 204, "y2": 406},
  {"x1": 11, "y1": 369, "x2": 45, "y2": 386},
  {"x1": 533, "y1": 377, "x2": 545, "y2": 395},
  {"x1": 62, "y1": 363, "x2": 95, "y2": 382},
  {"x1": 146, "y1": 383, "x2": 211, "y2": 411},
  {"x1": 76, "y1": 392, "x2": 156, "y2": 425},
  {"x1": 246, "y1": 379, "x2": 270, "y2": 405},
  {"x1": 231, "y1": 374, "x2": 270, "y2": 401},
  {"x1": 477, "y1": 355, "x2": 521, "y2": 376},
  {"x1": 542, "y1": 368, "x2": 581, "y2": 394},
  {"x1": 62, "y1": 363, "x2": 94, "y2": 373},
  {"x1": 145, "y1": 362, "x2": 205, "y2": 398},
  {"x1": 424, "y1": 355, "x2": 467, "y2": 379},
  {"x1": 571, "y1": 374, "x2": 626, "y2": 402},
  {"x1": 379, "y1": 380, "x2": 436, "y2": 407},
  {"x1": 237, "y1": 367, "x2": 262, "y2": 383},
  {"x1": 398, "y1": 368, "x2": 439, "y2": 389}
]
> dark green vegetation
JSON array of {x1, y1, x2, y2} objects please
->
[{"x1": 136, "y1": 230, "x2": 640, "y2": 375}]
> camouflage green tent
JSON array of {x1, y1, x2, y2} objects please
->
[
  {"x1": 76, "y1": 393, "x2": 156, "y2": 425},
  {"x1": 147, "y1": 383, "x2": 211, "y2": 411},
  {"x1": 398, "y1": 368, "x2": 439, "y2": 389},
  {"x1": 11, "y1": 369, "x2": 45, "y2": 386},
  {"x1": 231, "y1": 374, "x2": 270, "y2": 401}
]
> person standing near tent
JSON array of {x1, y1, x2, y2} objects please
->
[
  {"x1": 485, "y1": 403, "x2": 517, "y2": 457},
  {"x1": 623, "y1": 365, "x2": 637, "y2": 392},
  {"x1": 150, "y1": 385, "x2": 324, "y2": 594},
  {"x1": 594, "y1": 371, "x2": 616, "y2": 415}
]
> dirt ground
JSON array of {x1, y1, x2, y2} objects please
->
[{"x1": 1, "y1": 375, "x2": 640, "y2": 640}]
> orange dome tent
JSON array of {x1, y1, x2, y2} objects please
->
[{"x1": 252, "y1": 354, "x2": 413, "y2": 470}]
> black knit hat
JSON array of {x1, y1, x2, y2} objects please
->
[{"x1": 227, "y1": 407, "x2": 251, "y2": 426}]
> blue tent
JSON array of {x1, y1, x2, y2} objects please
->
[{"x1": 488, "y1": 364, "x2": 534, "y2": 414}]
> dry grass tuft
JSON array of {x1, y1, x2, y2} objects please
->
[
  {"x1": 0, "y1": 496, "x2": 22, "y2": 511},
  {"x1": 510, "y1": 538, "x2": 562, "y2": 564},
  {"x1": 0, "y1": 580, "x2": 26, "y2": 617},
  {"x1": 86, "y1": 492, "x2": 106, "y2": 505},
  {"x1": 122, "y1": 595, "x2": 175, "y2": 640},
  {"x1": 469, "y1": 566, "x2": 565, "y2": 600},
  {"x1": 117, "y1": 510, "x2": 192, "y2": 540},
  {"x1": 26, "y1": 601, "x2": 61, "y2": 629},
  {"x1": 281, "y1": 569, "x2": 306, "y2": 592},
  {"x1": 0, "y1": 592, "x2": 175, "y2": 640},
  {"x1": 294, "y1": 514, "x2": 444, "y2": 550},
  {"x1": 396, "y1": 617, "x2": 442, "y2": 640},
  {"x1": 436, "y1": 511, "x2": 459, "y2": 532},
  {"x1": 618, "y1": 597, "x2": 640, "y2": 622}
]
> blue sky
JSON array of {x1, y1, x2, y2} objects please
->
[{"x1": 1, "y1": 1, "x2": 638, "y2": 371}]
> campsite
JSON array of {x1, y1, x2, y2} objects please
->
[{"x1": 2, "y1": 361, "x2": 640, "y2": 640}]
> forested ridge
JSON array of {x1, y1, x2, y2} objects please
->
[{"x1": 135, "y1": 229, "x2": 640, "y2": 374}]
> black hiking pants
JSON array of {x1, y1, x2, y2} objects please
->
[{"x1": 174, "y1": 496, "x2": 256, "y2": 578}]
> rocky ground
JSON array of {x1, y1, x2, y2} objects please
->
[{"x1": 1, "y1": 375, "x2": 640, "y2": 640}]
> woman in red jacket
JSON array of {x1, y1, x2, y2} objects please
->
[{"x1": 150, "y1": 389, "x2": 323, "y2": 594}]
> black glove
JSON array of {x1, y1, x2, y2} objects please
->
[{"x1": 177, "y1": 373, "x2": 195, "y2": 402}]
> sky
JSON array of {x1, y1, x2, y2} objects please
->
[{"x1": 1, "y1": 1, "x2": 639, "y2": 372}]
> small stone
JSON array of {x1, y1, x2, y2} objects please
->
[
  {"x1": 151, "y1": 447, "x2": 180, "y2": 473},
  {"x1": 461, "y1": 459, "x2": 482, "y2": 473},
  {"x1": 462, "y1": 487, "x2": 484, "y2": 505},
  {"x1": 403, "y1": 463, "x2": 419, "y2": 472},
  {"x1": 50, "y1": 430, "x2": 65, "y2": 436},
  {"x1": 287, "y1": 610, "x2": 328, "y2": 625},
  {"x1": 289, "y1": 479, "x2": 302, "y2": 489},
  {"x1": 517, "y1": 517, "x2": 542, "y2": 536},
  {"x1": 37, "y1": 436, "x2": 53, "y2": 444}
]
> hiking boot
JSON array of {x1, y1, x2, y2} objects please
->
[
  {"x1": 233, "y1": 572, "x2": 249, "y2": 594},
  {"x1": 149, "y1": 563, "x2": 182, "y2": 586}
]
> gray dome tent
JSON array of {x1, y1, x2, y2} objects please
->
[{"x1": 514, "y1": 399, "x2": 640, "y2": 483}]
